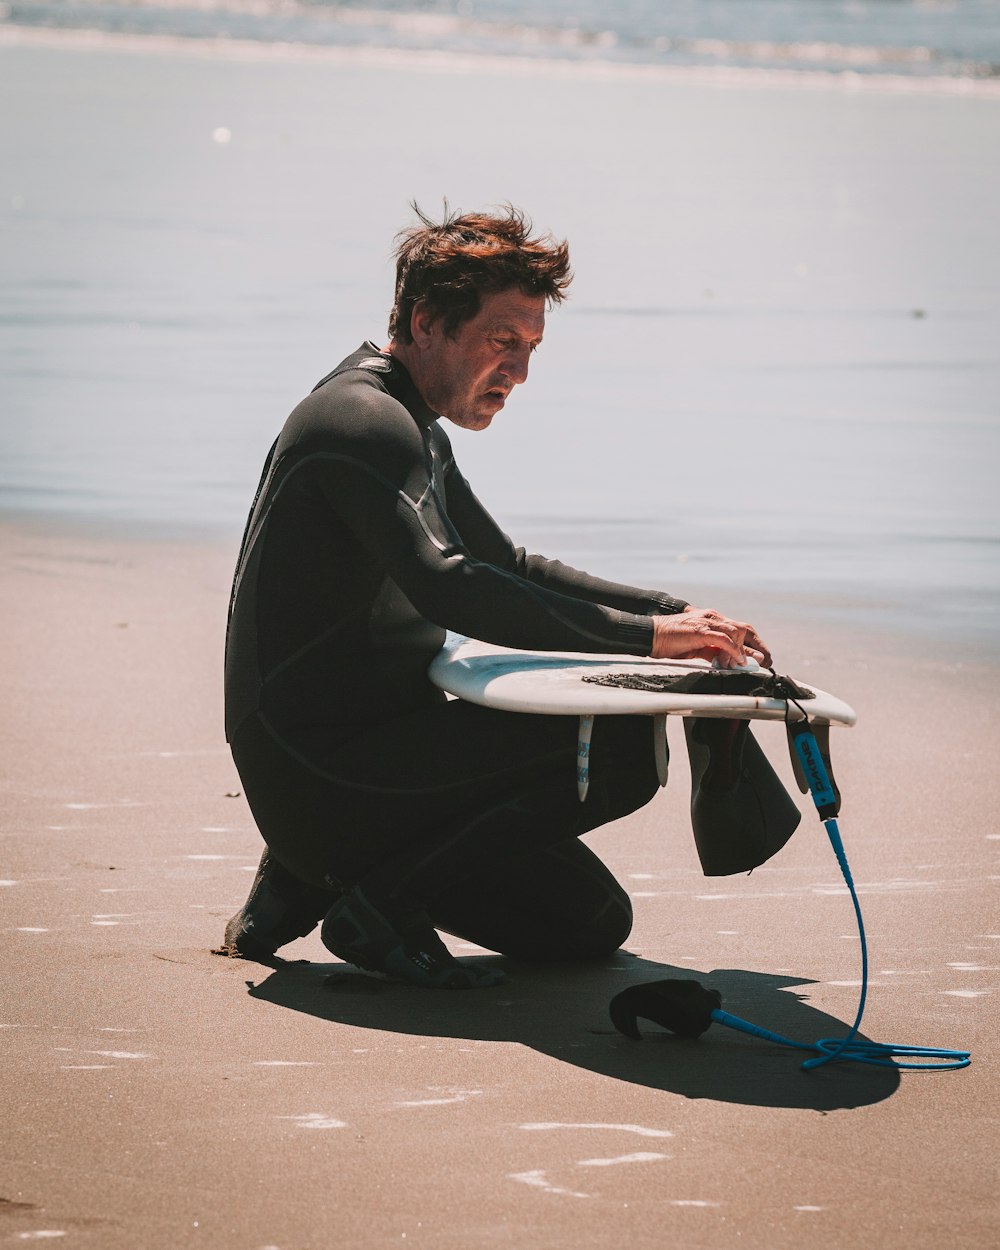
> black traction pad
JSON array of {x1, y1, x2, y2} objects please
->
[{"x1": 582, "y1": 669, "x2": 815, "y2": 700}]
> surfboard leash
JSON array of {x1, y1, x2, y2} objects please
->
[
  {"x1": 769, "y1": 692, "x2": 967, "y2": 1069},
  {"x1": 610, "y1": 684, "x2": 972, "y2": 1072}
]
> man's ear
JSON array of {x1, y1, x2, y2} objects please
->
[{"x1": 409, "y1": 299, "x2": 437, "y2": 349}]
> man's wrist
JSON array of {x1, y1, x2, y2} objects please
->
[{"x1": 650, "y1": 594, "x2": 689, "y2": 616}]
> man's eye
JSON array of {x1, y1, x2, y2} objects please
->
[{"x1": 493, "y1": 338, "x2": 540, "y2": 352}]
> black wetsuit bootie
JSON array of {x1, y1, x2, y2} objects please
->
[
  {"x1": 220, "y1": 848, "x2": 338, "y2": 960},
  {"x1": 321, "y1": 886, "x2": 506, "y2": 989}
]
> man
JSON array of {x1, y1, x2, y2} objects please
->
[{"x1": 221, "y1": 205, "x2": 770, "y2": 989}]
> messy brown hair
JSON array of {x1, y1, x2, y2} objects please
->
[{"x1": 388, "y1": 202, "x2": 573, "y2": 343}]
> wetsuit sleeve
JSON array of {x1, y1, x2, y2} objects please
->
[
  {"x1": 302, "y1": 389, "x2": 657, "y2": 656},
  {"x1": 442, "y1": 455, "x2": 689, "y2": 617}
]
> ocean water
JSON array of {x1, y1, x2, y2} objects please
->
[
  {"x1": 4, "y1": 0, "x2": 1000, "y2": 81},
  {"x1": 1, "y1": 12, "x2": 999, "y2": 642}
]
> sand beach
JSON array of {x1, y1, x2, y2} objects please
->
[
  {"x1": 2, "y1": 519, "x2": 998, "y2": 1249},
  {"x1": 2, "y1": 15, "x2": 999, "y2": 1249}
]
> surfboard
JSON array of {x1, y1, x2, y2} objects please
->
[
  {"x1": 429, "y1": 633, "x2": 856, "y2": 800},
  {"x1": 429, "y1": 633, "x2": 856, "y2": 723}
]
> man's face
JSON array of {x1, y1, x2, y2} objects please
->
[{"x1": 417, "y1": 288, "x2": 546, "y2": 431}]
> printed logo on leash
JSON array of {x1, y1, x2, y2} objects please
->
[{"x1": 788, "y1": 723, "x2": 839, "y2": 819}]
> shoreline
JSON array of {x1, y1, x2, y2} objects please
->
[
  {"x1": 3, "y1": 506, "x2": 997, "y2": 665},
  {"x1": 3, "y1": 22, "x2": 1000, "y2": 98},
  {"x1": 0, "y1": 504, "x2": 244, "y2": 552}
]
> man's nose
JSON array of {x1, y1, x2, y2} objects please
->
[{"x1": 501, "y1": 345, "x2": 531, "y2": 385}]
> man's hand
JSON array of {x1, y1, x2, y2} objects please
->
[{"x1": 650, "y1": 607, "x2": 772, "y2": 669}]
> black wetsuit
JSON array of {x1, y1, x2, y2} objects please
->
[{"x1": 225, "y1": 343, "x2": 687, "y2": 960}]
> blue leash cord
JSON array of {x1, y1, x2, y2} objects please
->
[{"x1": 711, "y1": 720, "x2": 970, "y2": 1072}]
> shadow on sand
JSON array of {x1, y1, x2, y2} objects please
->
[{"x1": 246, "y1": 952, "x2": 900, "y2": 1111}]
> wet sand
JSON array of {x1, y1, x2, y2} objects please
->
[{"x1": 1, "y1": 515, "x2": 997, "y2": 1248}]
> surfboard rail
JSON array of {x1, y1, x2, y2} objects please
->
[{"x1": 429, "y1": 633, "x2": 857, "y2": 727}]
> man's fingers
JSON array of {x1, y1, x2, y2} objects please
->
[
  {"x1": 729, "y1": 619, "x2": 752, "y2": 648},
  {"x1": 742, "y1": 631, "x2": 773, "y2": 668},
  {"x1": 703, "y1": 613, "x2": 773, "y2": 668},
  {"x1": 691, "y1": 609, "x2": 750, "y2": 647},
  {"x1": 696, "y1": 628, "x2": 745, "y2": 663}
]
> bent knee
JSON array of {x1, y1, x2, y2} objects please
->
[{"x1": 503, "y1": 889, "x2": 634, "y2": 964}]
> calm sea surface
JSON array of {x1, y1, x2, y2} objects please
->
[
  {"x1": 4, "y1": 0, "x2": 1000, "y2": 80},
  {"x1": 1, "y1": 6, "x2": 999, "y2": 641}
]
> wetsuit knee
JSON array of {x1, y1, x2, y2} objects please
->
[{"x1": 430, "y1": 841, "x2": 634, "y2": 963}]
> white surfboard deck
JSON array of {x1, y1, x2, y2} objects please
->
[
  {"x1": 429, "y1": 634, "x2": 857, "y2": 726},
  {"x1": 429, "y1": 634, "x2": 855, "y2": 801}
]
